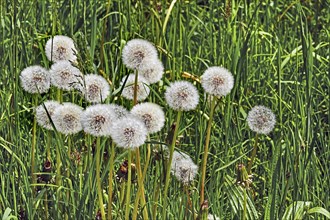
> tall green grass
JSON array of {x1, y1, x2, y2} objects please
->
[{"x1": 1, "y1": 0, "x2": 329, "y2": 219}]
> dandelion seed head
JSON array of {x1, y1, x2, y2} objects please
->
[
  {"x1": 79, "y1": 74, "x2": 110, "y2": 103},
  {"x1": 138, "y1": 59, "x2": 164, "y2": 84},
  {"x1": 53, "y1": 102, "x2": 83, "y2": 135},
  {"x1": 131, "y1": 102, "x2": 165, "y2": 134},
  {"x1": 50, "y1": 61, "x2": 83, "y2": 91},
  {"x1": 45, "y1": 35, "x2": 77, "y2": 62},
  {"x1": 247, "y1": 105, "x2": 276, "y2": 134},
  {"x1": 121, "y1": 74, "x2": 150, "y2": 101},
  {"x1": 105, "y1": 104, "x2": 129, "y2": 119},
  {"x1": 109, "y1": 116, "x2": 147, "y2": 149},
  {"x1": 201, "y1": 66, "x2": 234, "y2": 97},
  {"x1": 20, "y1": 65, "x2": 50, "y2": 94},
  {"x1": 122, "y1": 39, "x2": 158, "y2": 69},
  {"x1": 165, "y1": 81, "x2": 199, "y2": 111},
  {"x1": 207, "y1": 213, "x2": 220, "y2": 220},
  {"x1": 171, "y1": 151, "x2": 198, "y2": 185},
  {"x1": 81, "y1": 104, "x2": 117, "y2": 136},
  {"x1": 35, "y1": 100, "x2": 61, "y2": 130}
]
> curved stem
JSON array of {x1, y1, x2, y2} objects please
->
[
  {"x1": 125, "y1": 150, "x2": 132, "y2": 220},
  {"x1": 162, "y1": 111, "x2": 182, "y2": 220},
  {"x1": 200, "y1": 97, "x2": 216, "y2": 205},
  {"x1": 96, "y1": 137, "x2": 106, "y2": 219},
  {"x1": 107, "y1": 142, "x2": 115, "y2": 220},
  {"x1": 247, "y1": 133, "x2": 259, "y2": 174}
]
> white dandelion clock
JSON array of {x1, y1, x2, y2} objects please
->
[
  {"x1": 122, "y1": 39, "x2": 158, "y2": 70},
  {"x1": 121, "y1": 74, "x2": 150, "y2": 101},
  {"x1": 20, "y1": 65, "x2": 50, "y2": 94},
  {"x1": 138, "y1": 59, "x2": 164, "y2": 84},
  {"x1": 35, "y1": 100, "x2": 61, "y2": 130},
  {"x1": 109, "y1": 116, "x2": 147, "y2": 149},
  {"x1": 165, "y1": 81, "x2": 199, "y2": 111},
  {"x1": 201, "y1": 66, "x2": 234, "y2": 97},
  {"x1": 105, "y1": 104, "x2": 129, "y2": 119},
  {"x1": 45, "y1": 35, "x2": 77, "y2": 62},
  {"x1": 50, "y1": 61, "x2": 83, "y2": 91},
  {"x1": 80, "y1": 74, "x2": 110, "y2": 103},
  {"x1": 131, "y1": 102, "x2": 165, "y2": 134},
  {"x1": 81, "y1": 104, "x2": 117, "y2": 137},
  {"x1": 207, "y1": 214, "x2": 220, "y2": 220},
  {"x1": 171, "y1": 151, "x2": 198, "y2": 185},
  {"x1": 53, "y1": 102, "x2": 83, "y2": 135},
  {"x1": 247, "y1": 105, "x2": 276, "y2": 134}
]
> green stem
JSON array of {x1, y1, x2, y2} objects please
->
[
  {"x1": 107, "y1": 142, "x2": 115, "y2": 220},
  {"x1": 96, "y1": 137, "x2": 106, "y2": 219},
  {"x1": 247, "y1": 133, "x2": 259, "y2": 174},
  {"x1": 243, "y1": 188, "x2": 247, "y2": 220},
  {"x1": 162, "y1": 111, "x2": 182, "y2": 220},
  {"x1": 132, "y1": 148, "x2": 148, "y2": 220},
  {"x1": 125, "y1": 150, "x2": 132, "y2": 220},
  {"x1": 55, "y1": 137, "x2": 62, "y2": 186},
  {"x1": 46, "y1": 130, "x2": 51, "y2": 160},
  {"x1": 133, "y1": 70, "x2": 138, "y2": 105},
  {"x1": 65, "y1": 136, "x2": 71, "y2": 220},
  {"x1": 200, "y1": 97, "x2": 216, "y2": 205},
  {"x1": 31, "y1": 96, "x2": 38, "y2": 186}
]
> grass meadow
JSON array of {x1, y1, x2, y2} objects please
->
[{"x1": 0, "y1": 0, "x2": 329, "y2": 219}]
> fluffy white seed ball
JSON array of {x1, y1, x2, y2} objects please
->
[
  {"x1": 247, "y1": 105, "x2": 276, "y2": 134},
  {"x1": 45, "y1": 35, "x2": 77, "y2": 62},
  {"x1": 138, "y1": 59, "x2": 164, "y2": 84},
  {"x1": 20, "y1": 65, "x2": 50, "y2": 94},
  {"x1": 53, "y1": 102, "x2": 83, "y2": 135},
  {"x1": 50, "y1": 61, "x2": 83, "y2": 91},
  {"x1": 131, "y1": 102, "x2": 165, "y2": 134},
  {"x1": 201, "y1": 66, "x2": 234, "y2": 97},
  {"x1": 171, "y1": 151, "x2": 198, "y2": 185},
  {"x1": 79, "y1": 74, "x2": 110, "y2": 103},
  {"x1": 121, "y1": 74, "x2": 150, "y2": 101},
  {"x1": 35, "y1": 100, "x2": 61, "y2": 130},
  {"x1": 165, "y1": 81, "x2": 199, "y2": 111}
]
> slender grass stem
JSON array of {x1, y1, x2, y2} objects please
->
[
  {"x1": 107, "y1": 142, "x2": 115, "y2": 220},
  {"x1": 247, "y1": 134, "x2": 259, "y2": 174},
  {"x1": 65, "y1": 136, "x2": 72, "y2": 220},
  {"x1": 162, "y1": 110, "x2": 182, "y2": 220},
  {"x1": 96, "y1": 137, "x2": 106, "y2": 219},
  {"x1": 125, "y1": 150, "x2": 132, "y2": 220},
  {"x1": 200, "y1": 97, "x2": 216, "y2": 205},
  {"x1": 133, "y1": 70, "x2": 138, "y2": 105}
]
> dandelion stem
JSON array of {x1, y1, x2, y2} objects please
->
[
  {"x1": 132, "y1": 147, "x2": 149, "y2": 220},
  {"x1": 125, "y1": 150, "x2": 132, "y2": 220},
  {"x1": 31, "y1": 96, "x2": 38, "y2": 186},
  {"x1": 162, "y1": 110, "x2": 182, "y2": 220},
  {"x1": 133, "y1": 70, "x2": 138, "y2": 105},
  {"x1": 200, "y1": 96, "x2": 216, "y2": 205},
  {"x1": 107, "y1": 142, "x2": 115, "y2": 220},
  {"x1": 66, "y1": 136, "x2": 72, "y2": 220},
  {"x1": 46, "y1": 130, "x2": 51, "y2": 160},
  {"x1": 55, "y1": 137, "x2": 62, "y2": 186},
  {"x1": 247, "y1": 133, "x2": 259, "y2": 174},
  {"x1": 96, "y1": 137, "x2": 106, "y2": 219}
]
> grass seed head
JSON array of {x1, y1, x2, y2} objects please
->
[
  {"x1": 122, "y1": 39, "x2": 158, "y2": 70},
  {"x1": 53, "y1": 102, "x2": 83, "y2": 135},
  {"x1": 50, "y1": 60, "x2": 83, "y2": 91},
  {"x1": 121, "y1": 74, "x2": 150, "y2": 101},
  {"x1": 165, "y1": 81, "x2": 199, "y2": 111},
  {"x1": 45, "y1": 35, "x2": 77, "y2": 62},
  {"x1": 35, "y1": 100, "x2": 62, "y2": 130},
  {"x1": 201, "y1": 66, "x2": 234, "y2": 97},
  {"x1": 109, "y1": 116, "x2": 147, "y2": 149},
  {"x1": 131, "y1": 102, "x2": 165, "y2": 134},
  {"x1": 81, "y1": 104, "x2": 117, "y2": 137},
  {"x1": 20, "y1": 65, "x2": 50, "y2": 94},
  {"x1": 247, "y1": 105, "x2": 276, "y2": 134}
]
